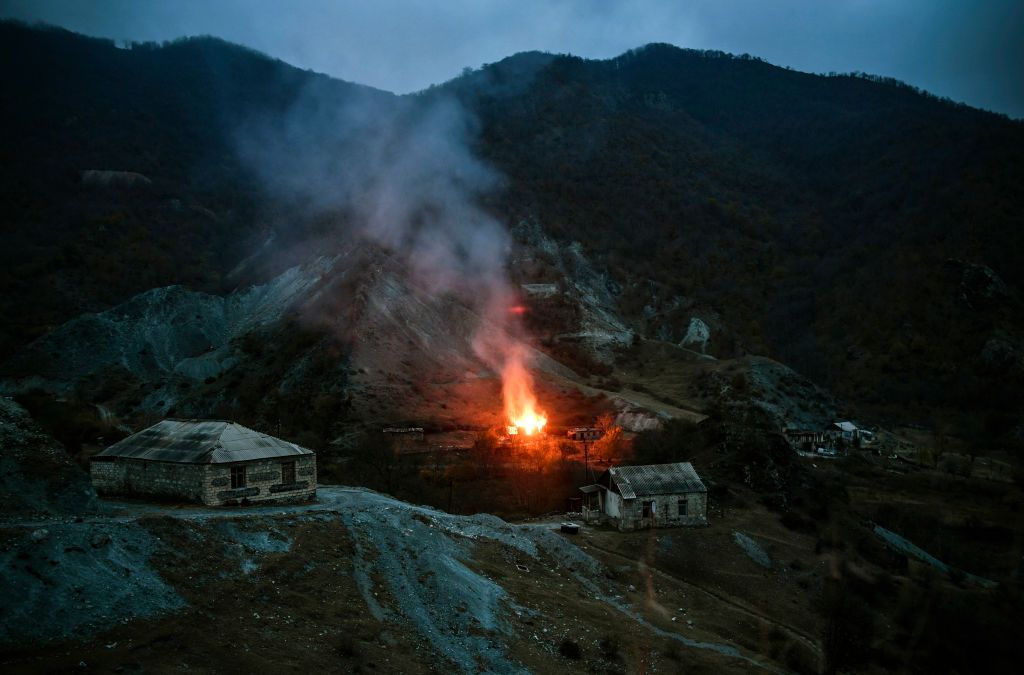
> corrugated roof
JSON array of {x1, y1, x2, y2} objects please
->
[
  {"x1": 96, "y1": 419, "x2": 313, "y2": 464},
  {"x1": 607, "y1": 462, "x2": 706, "y2": 498}
]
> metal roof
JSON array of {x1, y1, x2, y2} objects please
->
[
  {"x1": 605, "y1": 462, "x2": 706, "y2": 499},
  {"x1": 96, "y1": 419, "x2": 313, "y2": 464}
]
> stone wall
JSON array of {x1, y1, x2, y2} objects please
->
[
  {"x1": 604, "y1": 490, "x2": 622, "y2": 517},
  {"x1": 613, "y1": 491, "x2": 707, "y2": 531},
  {"x1": 89, "y1": 458, "x2": 121, "y2": 494},
  {"x1": 90, "y1": 454, "x2": 317, "y2": 506},
  {"x1": 90, "y1": 458, "x2": 206, "y2": 502},
  {"x1": 201, "y1": 455, "x2": 316, "y2": 506}
]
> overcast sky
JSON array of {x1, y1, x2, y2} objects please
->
[{"x1": 2, "y1": 0, "x2": 1021, "y2": 118}]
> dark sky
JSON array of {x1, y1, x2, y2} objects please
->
[{"x1": 3, "y1": 0, "x2": 1022, "y2": 118}]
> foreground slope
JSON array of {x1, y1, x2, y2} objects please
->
[{"x1": 3, "y1": 486, "x2": 800, "y2": 673}]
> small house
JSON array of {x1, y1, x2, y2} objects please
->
[
  {"x1": 824, "y1": 421, "x2": 874, "y2": 449},
  {"x1": 383, "y1": 426, "x2": 426, "y2": 452},
  {"x1": 567, "y1": 427, "x2": 603, "y2": 442},
  {"x1": 383, "y1": 427, "x2": 425, "y2": 441},
  {"x1": 784, "y1": 428, "x2": 825, "y2": 452},
  {"x1": 580, "y1": 462, "x2": 708, "y2": 531},
  {"x1": 827, "y1": 421, "x2": 860, "y2": 442},
  {"x1": 90, "y1": 419, "x2": 316, "y2": 506}
]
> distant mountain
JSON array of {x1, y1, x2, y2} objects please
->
[
  {"x1": 2, "y1": 22, "x2": 1023, "y2": 443},
  {"x1": 441, "y1": 44, "x2": 1024, "y2": 431}
]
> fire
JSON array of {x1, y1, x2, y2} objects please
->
[
  {"x1": 502, "y1": 345, "x2": 547, "y2": 436},
  {"x1": 510, "y1": 409, "x2": 547, "y2": 436}
]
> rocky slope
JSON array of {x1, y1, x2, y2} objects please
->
[
  {"x1": 1, "y1": 486, "x2": 796, "y2": 673},
  {"x1": 1, "y1": 216, "x2": 835, "y2": 444},
  {"x1": 0, "y1": 397, "x2": 97, "y2": 517},
  {"x1": 3, "y1": 256, "x2": 337, "y2": 392}
]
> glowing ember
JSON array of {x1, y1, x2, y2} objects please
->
[{"x1": 502, "y1": 345, "x2": 547, "y2": 436}]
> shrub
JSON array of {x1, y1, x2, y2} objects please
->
[
  {"x1": 780, "y1": 510, "x2": 816, "y2": 534},
  {"x1": 558, "y1": 639, "x2": 582, "y2": 660},
  {"x1": 599, "y1": 637, "x2": 621, "y2": 661}
]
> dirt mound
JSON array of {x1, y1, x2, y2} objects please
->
[
  {"x1": 0, "y1": 520, "x2": 183, "y2": 645},
  {"x1": 0, "y1": 397, "x2": 97, "y2": 517}
]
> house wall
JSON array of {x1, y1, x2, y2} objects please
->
[
  {"x1": 90, "y1": 455, "x2": 317, "y2": 506},
  {"x1": 608, "y1": 491, "x2": 707, "y2": 531},
  {"x1": 604, "y1": 490, "x2": 622, "y2": 518},
  {"x1": 201, "y1": 455, "x2": 317, "y2": 506},
  {"x1": 90, "y1": 458, "x2": 206, "y2": 502}
]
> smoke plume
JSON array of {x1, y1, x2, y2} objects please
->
[{"x1": 235, "y1": 78, "x2": 542, "y2": 426}]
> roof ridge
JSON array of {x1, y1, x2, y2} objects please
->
[
  {"x1": 607, "y1": 461, "x2": 705, "y2": 497},
  {"x1": 95, "y1": 418, "x2": 313, "y2": 463},
  {"x1": 221, "y1": 420, "x2": 272, "y2": 437}
]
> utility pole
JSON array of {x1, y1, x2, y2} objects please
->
[{"x1": 583, "y1": 439, "x2": 593, "y2": 483}]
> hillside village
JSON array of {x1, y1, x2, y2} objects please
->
[
  {"x1": 4, "y1": 392, "x2": 1021, "y2": 673},
  {"x1": 1, "y1": 16, "x2": 1023, "y2": 675}
]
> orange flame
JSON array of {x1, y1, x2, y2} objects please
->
[{"x1": 502, "y1": 346, "x2": 547, "y2": 436}]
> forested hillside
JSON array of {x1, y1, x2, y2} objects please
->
[
  {"x1": 2, "y1": 22, "x2": 1023, "y2": 439},
  {"x1": 446, "y1": 45, "x2": 1024, "y2": 431}
]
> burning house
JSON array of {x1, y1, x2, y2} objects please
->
[
  {"x1": 580, "y1": 462, "x2": 708, "y2": 531},
  {"x1": 90, "y1": 419, "x2": 316, "y2": 506}
]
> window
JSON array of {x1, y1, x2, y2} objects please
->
[
  {"x1": 230, "y1": 465, "x2": 246, "y2": 489},
  {"x1": 642, "y1": 501, "x2": 654, "y2": 518},
  {"x1": 281, "y1": 460, "x2": 296, "y2": 484},
  {"x1": 678, "y1": 498, "x2": 688, "y2": 516}
]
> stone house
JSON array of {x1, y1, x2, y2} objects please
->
[
  {"x1": 827, "y1": 421, "x2": 860, "y2": 442},
  {"x1": 383, "y1": 426, "x2": 426, "y2": 452},
  {"x1": 90, "y1": 419, "x2": 316, "y2": 506},
  {"x1": 580, "y1": 462, "x2": 707, "y2": 531},
  {"x1": 567, "y1": 427, "x2": 603, "y2": 442},
  {"x1": 823, "y1": 421, "x2": 874, "y2": 450},
  {"x1": 383, "y1": 427, "x2": 425, "y2": 441},
  {"x1": 785, "y1": 428, "x2": 828, "y2": 454}
]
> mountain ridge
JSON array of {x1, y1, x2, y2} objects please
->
[{"x1": 2, "y1": 20, "x2": 1022, "y2": 443}]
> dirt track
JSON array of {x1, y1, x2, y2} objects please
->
[{"x1": 581, "y1": 534, "x2": 823, "y2": 662}]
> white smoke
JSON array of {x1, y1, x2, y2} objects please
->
[{"x1": 234, "y1": 78, "x2": 535, "y2": 401}]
